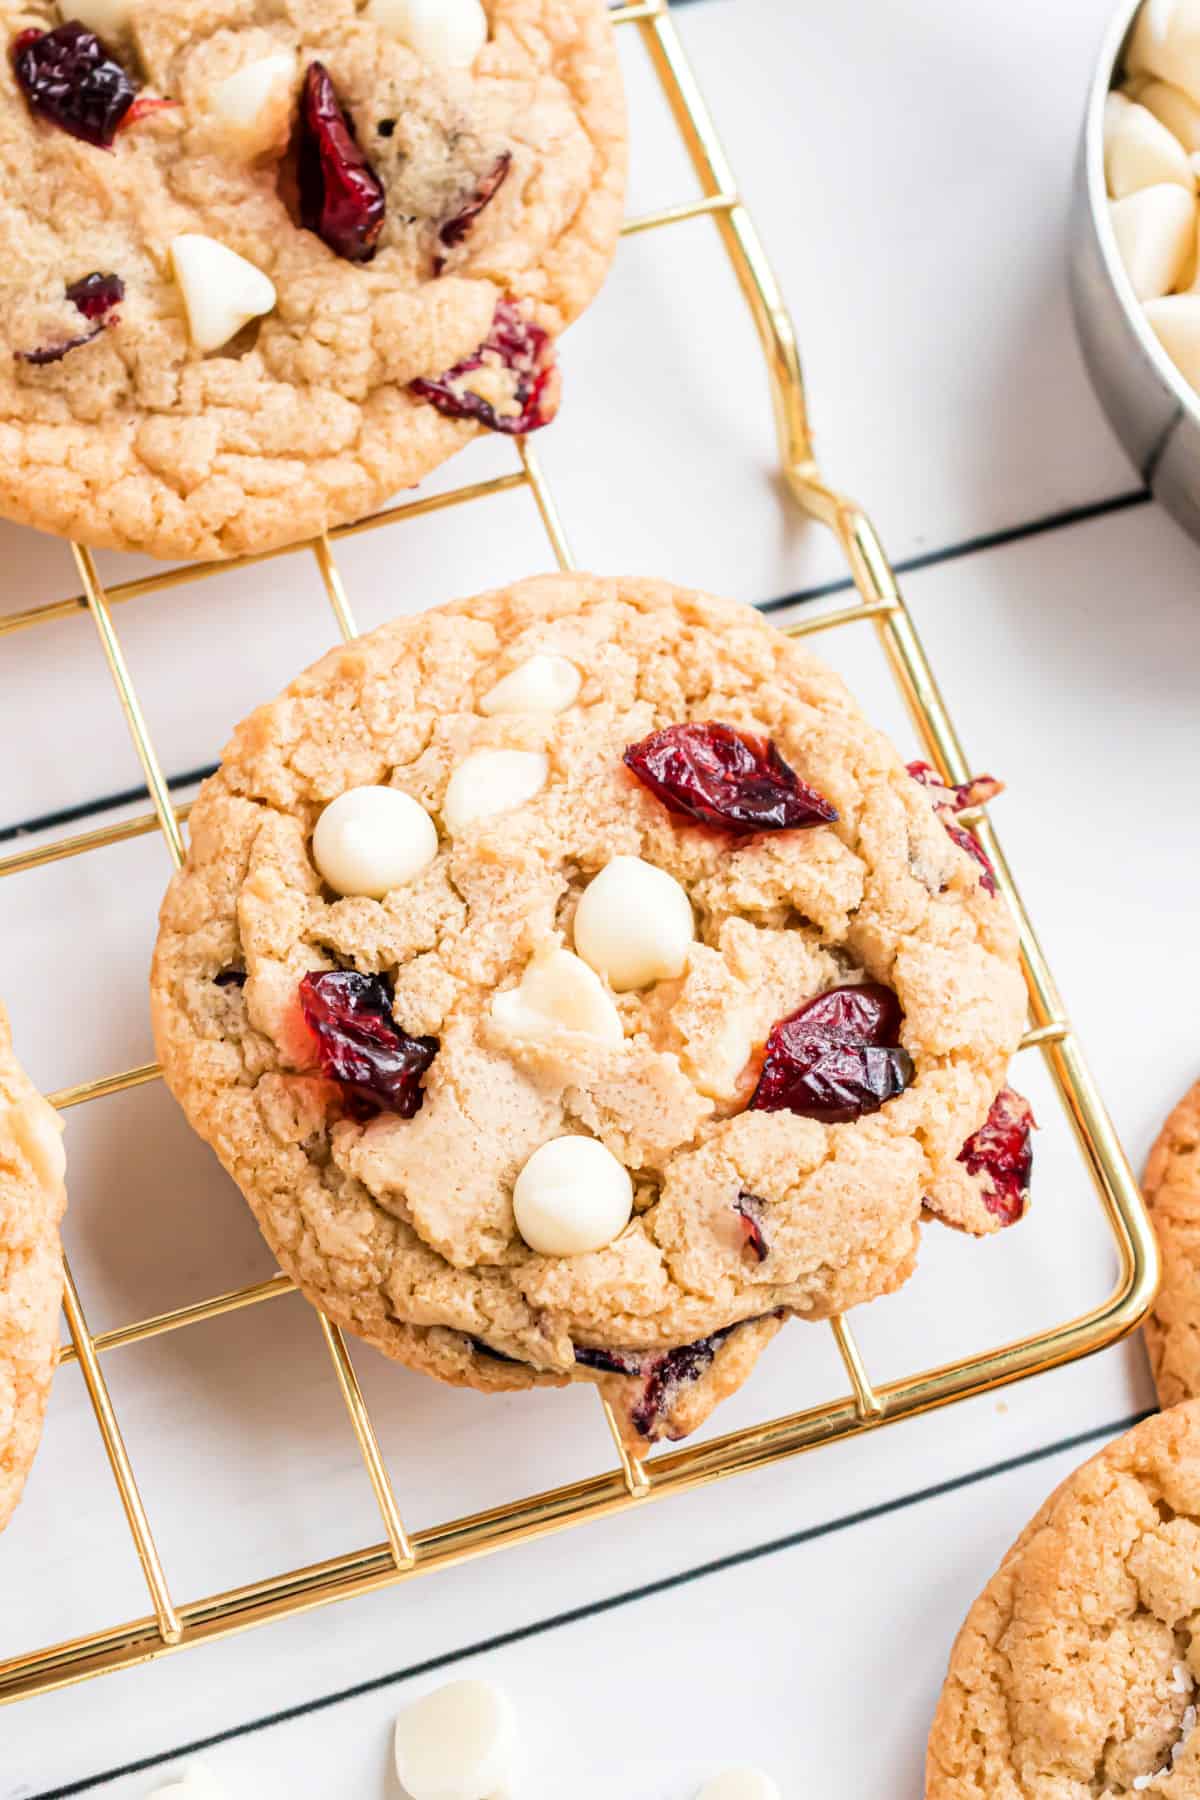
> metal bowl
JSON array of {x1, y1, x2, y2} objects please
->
[{"x1": 1069, "y1": 0, "x2": 1200, "y2": 538}]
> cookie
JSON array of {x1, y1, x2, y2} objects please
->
[
  {"x1": 0, "y1": 0, "x2": 625, "y2": 560},
  {"x1": 926, "y1": 1402, "x2": 1200, "y2": 1798},
  {"x1": 0, "y1": 1003, "x2": 66, "y2": 1531},
  {"x1": 150, "y1": 574, "x2": 1026, "y2": 1451},
  {"x1": 1144, "y1": 1079, "x2": 1200, "y2": 1409}
]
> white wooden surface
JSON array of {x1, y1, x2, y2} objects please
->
[{"x1": 1, "y1": 0, "x2": 1195, "y2": 1793}]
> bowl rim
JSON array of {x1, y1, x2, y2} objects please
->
[{"x1": 1086, "y1": 0, "x2": 1200, "y2": 429}]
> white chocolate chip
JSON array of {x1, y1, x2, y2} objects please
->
[
  {"x1": 146, "y1": 1766, "x2": 227, "y2": 1799},
  {"x1": 312, "y1": 785, "x2": 438, "y2": 897},
  {"x1": 442, "y1": 749, "x2": 548, "y2": 833},
  {"x1": 366, "y1": 0, "x2": 488, "y2": 67},
  {"x1": 491, "y1": 945, "x2": 623, "y2": 1045},
  {"x1": 512, "y1": 1135, "x2": 633, "y2": 1256},
  {"x1": 1109, "y1": 184, "x2": 1195, "y2": 298},
  {"x1": 480, "y1": 653, "x2": 581, "y2": 717},
  {"x1": 573, "y1": 855, "x2": 694, "y2": 992},
  {"x1": 4, "y1": 1096, "x2": 65, "y2": 1192},
  {"x1": 1129, "y1": 0, "x2": 1200, "y2": 106},
  {"x1": 170, "y1": 234, "x2": 276, "y2": 354},
  {"x1": 695, "y1": 1772, "x2": 781, "y2": 1800},
  {"x1": 59, "y1": 0, "x2": 132, "y2": 36},
  {"x1": 1135, "y1": 76, "x2": 1200, "y2": 150},
  {"x1": 1105, "y1": 97, "x2": 1194, "y2": 196},
  {"x1": 393, "y1": 1679, "x2": 520, "y2": 1800},
  {"x1": 208, "y1": 50, "x2": 296, "y2": 137},
  {"x1": 1145, "y1": 292, "x2": 1200, "y2": 383}
]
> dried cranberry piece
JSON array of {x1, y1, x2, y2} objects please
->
[
  {"x1": 573, "y1": 1343, "x2": 647, "y2": 1379},
  {"x1": 296, "y1": 62, "x2": 386, "y2": 263},
  {"x1": 66, "y1": 270, "x2": 124, "y2": 319},
  {"x1": 299, "y1": 969, "x2": 438, "y2": 1120},
  {"x1": 119, "y1": 94, "x2": 175, "y2": 130},
  {"x1": 469, "y1": 1336, "x2": 523, "y2": 1365},
  {"x1": 957, "y1": 1086, "x2": 1036, "y2": 1227},
  {"x1": 17, "y1": 268, "x2": 125, "y2": 365},
  {"x1": 436, "y1": 150, "x2": 512, "y2": 267},
  {"x1": 575, "y1": 1329, "x2": 736, "y2": 1437},
  {"x1": 623, "y1": 722, "x2": 837, "y2": 834},
  {"x1": 750, "y1": 983, "x2": 914, "y2": 1122},
  {"x1": 629, "y1": 1331, "x2": 733, "y2": 1438},
  {"x1": 907, "y1": 760, "x2": 1002, "y2": 896},
  {"x1": 12, "y1": 23, "x2": 135, "y2": 147},
  {"x1": 17, "y1": 325, "x2": 102, "y2": 366},
  {"x1": 733, "y1": 1191, "x2": 769, "y2": 1262},
  {"x1": 410, "y1": 298, "x2": 561, "y2": 434}
]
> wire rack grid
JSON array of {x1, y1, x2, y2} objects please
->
[{"x1": 0, "y1": 0, "x2": 1159, "y2": 1708}]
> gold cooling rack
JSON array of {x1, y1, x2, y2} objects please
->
[{"x1": 0, "y1": 0, "x2": 1160, "y2": 1706}]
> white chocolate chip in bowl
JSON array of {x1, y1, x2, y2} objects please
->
[
  {"x1": 573, "y1": 855, "x2": 695, "y2": 992},
  {"x1": 393, "y1": 1679, "x2": 520, "y2": 1800},
  {"x1": 1145, "y1": 292, "x2": 1200, "y2": 385},
  {"x1": 1136, "y1": 76, "x2": 1200, "y2": 152},
  {"x1": 59, "y1": 0, "x2": 131, "y2": 37},
  {"x1": 512, "y1": 1134, "x2": 633, "y2": 1256},
  {"x1": 480, "y1": 653, "x2": 581, "y2": 716},
  {"x1": 695, "y1": 1771, "x2": 782, "y2": 1800},
  {"x1": 1105, "y1": 96, "x2": 1194, "y2": 194},
  {"x1": 1129, "y1": 0, "x2": 1200, "y2": 106},
  {"x1": 312, "y1": 785, "x2": 439, "y2": 897},
  {"x1": 491, "y1": 945, "x2": 623, "y2": 1045},
  {"x1": 207, "y1": 50, "x2": 296, "y2": 155},
  {"x1": 169, "y1": 234, "x2": 277, "y2": 354},
  {"x1": 366, "y1": 0, "x2": 488, "y2": 68},
  {"x1": 1109, "y1": 183, "x2": 1195, "y2": 298},
  {"x1": 442, "y1": 748, "x2": 549, "y2": 833}
]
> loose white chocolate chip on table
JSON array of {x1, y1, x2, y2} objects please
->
[
  {"x1": 1135, "y1": 75, "x2": 1200, "y2": 151},
  {"x1": 512, "y1": 1134, "x2": 634, "y2": 1256},
  {"x1": 573, "y1": 854, "x2": 695, "y2": 992},
  {"x1": 442, "y1": 749, "x2": 549, "y2": 833},
  {"x1": 312, "y1": 785, "x2": 438, "y2": 898},
  {"x1": 169, "y1": 234, "x2": 277, "y2": 354},
  {"x1": 59, "y1": 0, "x2": 131, "y2": 35},
  {"x1": 695, "y1": 1773, "x2": 782, "y2": 1800},
  {"x1": 4, "y1": 1096, "x2": 66, "y2": 1191},
  {"x1": 146, "y1": 1766, "x2": 228, "y2": 1799},
  {"x1": 209, "y1": 50, "x2": 296, "y2": 134},
  {"x1": 1109, "y1": 183, "x2": 1195, "y2": 298},
  {"x1": 1105, "y1": 96, "x2": 1194, "y2": 195},
  {"x1": 393, "y1": 1679, "x2": 520, "y2": 1800},
  {"x1": 1145, "y1": 292, "x2": 1200, "y2": 383},
  {"x1": 366, "y1": 0, "x2": 488, "y2": 68},
  {"x1": 491, "y1": 945, "x2": 623, "y2": 1045},
  {"x1": 480, "y1": 653, "x2": 581, "y2": 716}
]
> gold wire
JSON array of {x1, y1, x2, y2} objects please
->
[
  {"x1": 73, "y1": 546, "x2": 184, "y2": 869},
  {"x1": 60, "y1": 1262, "x2": 182, "y2": 1645},
  {"x1": 829, "y1": 1317, "x2": 882, "y2": 1421},
  {"x1": 600, "y1": 1399, "x2": 652, "y2": 1498},
  {"x1": 56, "y1": 1274, "x2": 295, "y2": 1368},
  {"x1": 517, "y1": 439, "x2": 576, "y2": 570},
  {"x1": 0, "y1": 474, "x2": 530, "y2": 641},
  {"x1": 317, "y1": 1319, "x2": 414, "y2": 1568},
  {"x1": 0, "y1": 0, "x2": 1160, "y2": 1707}
]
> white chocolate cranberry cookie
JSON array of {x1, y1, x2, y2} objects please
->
[
  {"x1": 1144, "y1": 1078, "x2": 1200, "y2": 1409},
  {"x1": 0, "y1": 1002, "x2": 66, "y2": 1531},
  {"x1": 0, "y1": 0, "x2": 625, "y2": 559},
  {"x1": 927, "y1": 1402, "x2": 1200, "y2": 1798},
  {"x1": 150, "y1": 575, "x2": 1027, "y2": 1452}
]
